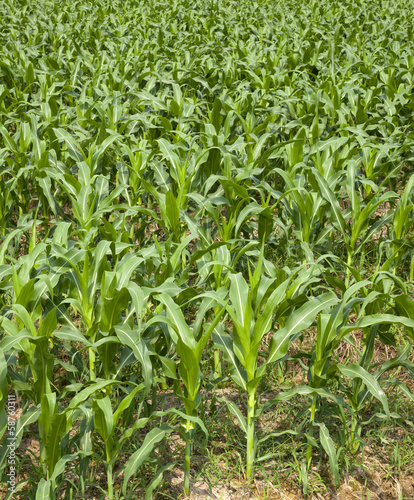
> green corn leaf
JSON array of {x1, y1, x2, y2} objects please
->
[
  {"x1": 177, "y1": 339, "x2": 200, "y2": 398},
  {"x1": 145, "y1": 463, "x2": 176, "y2": 500},
  {"x1": 316, "y1": 423, "x2": 340, "y2": 487},
  {"x1": 46, "y1": 412, "x2": 71, "y2": 475},
  {"x1": 99, "y1": 287, "x2": 129, "y2": 334},
  {"x1": 35, "y1": 479, "x2": 51, "y2": 500},
  {"x1": 268, "y1": 292, "x2": 339, "y2": 364},
  {"x1": 122, "y1": 424, "x2": 173, "y2": 494},
  {"x1": 67, "y1": 380, "x2": 122, "y2": 410},
  {"x1": 212, "y1": 326, "x2": 247, "y2": 391},
  {"x1": 154, "y1": 294, "x2": 195, "y2": 349},
  {"x1": 337, "y1": 364, "x2": 389, "y2": 416},
  {"x1": 115, "y1": 326, "x2": 153, "y2": 395},
  {"x1": 311, "y1": 169, "x2": 347, "y2": 236},
  {"x1": 222, "y1": 399, "x2": 247, "y2": 435},
  {"x1": 50, "y1": 451, "x2": 93, "y2": 484},
  {"x1": 53, "y1": 128, "x2": 85, "y2": 162},
  {"x1": 92, "y1": 396, "x2": 113, "y2": 444},
  {"x1": 165, "y1": 409, "x2": 209, "y2": 439}
]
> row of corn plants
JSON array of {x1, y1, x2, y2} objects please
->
[{"x1": 1, "y1": 0, "x2": 414, "y2": 497}]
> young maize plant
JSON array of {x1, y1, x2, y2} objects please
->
[
  {"x1": 148, "y1": 293, "x2": 227, "y2": 496},
  {"x1": 213, "y1": 252, "x2": 339, "y2": 481},
  {"x1": 1, "y1": 0, "x2": 414, "y2": 498}
]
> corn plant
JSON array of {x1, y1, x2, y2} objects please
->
[
  {"x1": 150, "y1": 292, "x2": 227, "y2": 496},
  {"x1": 2, "y1": 0, "x2": 414, "y2": 496},
  {"x1": 214, "y1": 254, "x2": 339, "y2": 481}
]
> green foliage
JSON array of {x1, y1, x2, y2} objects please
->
[{"x1": 1, "y1": 0, "x2": 414, "y2": 497}]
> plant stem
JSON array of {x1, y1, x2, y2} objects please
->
[
  {"x1": 213, "y1": 348, "x2": 222, "y2": 379},
  {"x1": 86, "y1": 317, "x2": 96, "y2": 381},
  {"x1": 160, "y1": 375, "x2": 168, "y2": 390},
  {"x1": 151, "y1": 373, "x2": 157, "y2": 411},
  {"x1": 246, "y1": 391, "x2": 256, "y2": 482},
  {"x1": 345, "y1": 253, "x2": 352, "y2": 288},
  {"x1": 306, "y1": 394, "x2": 317, "y2": 465},
  {"x1": 212, "y1": 307, "x2": 223, "y2": 381},
  {"x1": 89, "y1": 348, "x2": 96, "y2": 381},
  {"x1": 410, "y1": 255, "x2": 414, "y2": 281},
  {"x1": 107, "y1": 462, "x2": 113, "y2": 500},
  {"x1": 350, "y1": 413, "x2": 360, "y2": 453},
  {"x1": 310, "y1": 393, "x2": 317, "y2": 421},
  {"x1": 184, "y1": 440, "x2": 191, "y2": 497}
]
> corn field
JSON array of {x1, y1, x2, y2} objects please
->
[{"x1": 1, "y1": 0, "x2": 414, "y2": 498}]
